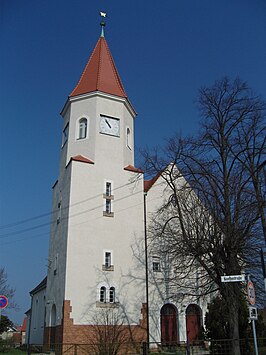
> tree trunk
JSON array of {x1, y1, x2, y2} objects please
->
[{"x1": 227, "y1": 297, "x2": 241, "y2": 355}]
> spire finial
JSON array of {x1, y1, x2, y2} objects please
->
[{"x1": 99, "y1": 11, "x2": 107, "y2": 37}]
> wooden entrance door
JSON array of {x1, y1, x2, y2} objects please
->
[
  {"x1": 186, "y1": 304, "x2": 201, "y2": 343},
  {"x1": 160, "y1": 304, "x2": 178, "y2": 346}
]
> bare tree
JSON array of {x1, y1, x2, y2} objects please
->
[
  {"x1": 0, "y1": 267, "x2": 17, "y2": 311},
  {"x1": 229, "y1": 107, "x2": 266, "y2": 243},
  {"x1": 142, "y1": 77, "x2": 266, "y2": 355},
  {"x1": 88, "y1": 308, "x2": 141, "y2": 355},
  {"x1": 198, "y1": 77, "x2": 266, "y2": 243}
]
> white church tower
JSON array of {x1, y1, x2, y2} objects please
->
[
  {"x1": 27, "y1": 17, "x2": 208, "y2": 351},
  {"x1": 44, "y1": 21, "x2": 147, "y2": 345}
]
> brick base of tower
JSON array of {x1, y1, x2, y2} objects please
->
[{"x1": 44, "y1": 300, "x2": 147, "y2": 354}]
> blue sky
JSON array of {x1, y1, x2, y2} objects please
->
[{"x1": 1, "y1": 0, "x2": 265, "y2": 325}]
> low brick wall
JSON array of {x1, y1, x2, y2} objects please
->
[{"x1": 44, "y1": 300, "x2": 147, "y2": 354}]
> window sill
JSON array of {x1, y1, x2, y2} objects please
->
[
  {"x1": 103, "y1": 194, "x2": 114, "y2": 200},
  {"x1": 102, "y1": 265, "x2": 114, "y2": 271},
  {"x1": 96, "y1": 301, "x2": 119, "y2": 308},
  {"x1": 103, "y1": 212, "x2": 114, "y2": 217}
]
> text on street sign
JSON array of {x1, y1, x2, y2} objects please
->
[{"x1": 221, "y1": 275, "x2": 245, "y2": 283}]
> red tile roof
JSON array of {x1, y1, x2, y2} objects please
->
[
  {"x1": 17, "y1": 318, "x2": 27, "y2": 332},
  {"x1": 70, "y1": 37, "x2": 127, "y2": 99},
  {"x1": 21, "y1": 317, "x2": 27, "y2": 332},
  {"x1": 124, "y1": 165, "x2": 144, "y2": 174}
]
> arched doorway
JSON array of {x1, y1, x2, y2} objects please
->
[
  {"x1": 160, "y1": 304, "x2": 179, "y2": 346},
  {"x1": 50, "y1": 304, "x2": 56, "y2": 345},
  {"x1": 186, "y1": 304, "x2": 201, "y2": 344}
]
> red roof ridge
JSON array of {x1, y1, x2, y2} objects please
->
[
  {"x1": 102, "y1": 38, "x2": 126, "y2": 97},
  {"x1": 70, "y1": 38, "x2": 100, "y2": 97},
  {"x1": 124, "y1": 165, "x2": 144, "y2": 174},
  {"x1": 71, "y1": 155, "x2": 95, "y2": 164},
  {"x1": 144, "y1": 172, "x2": 162, "y2": 192},
  {"x1": 96, "y1": 38, "x2": 102, "y2": 92}
]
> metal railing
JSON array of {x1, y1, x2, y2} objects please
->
[
  {"x1": 25, "y1": 338, "x2": 266, "y2": 355},
  {"x1": 151, "y1": 338, "x2": 266, "y2": 354}
]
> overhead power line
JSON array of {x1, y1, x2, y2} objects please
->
[
  {"x1": 0, "y1": 178, "x2": 163, "y2": 239},
  {"x1": 0, "y1": 180, "x2": 137, "y2": 231},
  {"x1": 0, "y1": 187, "x2": 163, "y2": 245},
  {"x1": 0, "y1": 187, "x2": 143, "y2": 239},
  {"x1": 1, "y1": 232, "x2": 49, "y2": 246}
]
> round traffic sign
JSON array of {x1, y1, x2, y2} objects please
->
[
  {"x1": 247, "y1": 281, "x2": 256, "y2": 306},
  {"x1": 0, "y1": 295, "x2": 8, "y2": 309}
]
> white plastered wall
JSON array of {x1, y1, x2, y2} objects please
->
[
  {"x1": 145, "y1": 172, "x2": 210, "y2": 343},
  {"x1": 65, "y1": 161, "x2": 146, "y2": 324},
  {"x1": 29, "y1": 288, "x2": 46, "y2": 344}
]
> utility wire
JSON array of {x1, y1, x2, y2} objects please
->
[
  {"x1": 1, "y1": 232, "x2": 49, "y2": 246},
  {"x1": 0, "y1": 180, "x2": 139, "y2": 233},
  {"x1": 0, "y1": 179, "x2": 162, "y2": 239},
  {"x1": 0, "y1": 190, "x2": 163, "y2": 245},
  {"x1": 0, "y1": 187, "x2": 143, "y2": 239}
]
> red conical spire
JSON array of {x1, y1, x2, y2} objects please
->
[{"x1": 70, "y1": 36, "x2": 127, "y2": 98}]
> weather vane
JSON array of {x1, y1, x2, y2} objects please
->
[{"x1": 100, "y1": 11, "x2": 107, "y2": 37}]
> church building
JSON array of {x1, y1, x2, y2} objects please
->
[{"x1": 27, "y1": 19, "x2": 208, "y2": 352}]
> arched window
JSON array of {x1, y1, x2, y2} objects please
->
[
  {"x1": 100, "y1": 286, "x2": 106, "y2": 303},
  {"x1": 78, "y1": 118, "x2": 87, "y2": 139},
  {"x1": 50, "y1": 304, "x2": 57, "y2": 345},
  {"x1": 51, "y1": 304, "x2": 56, "y2": 327},
  {"x1": 109, "y1": 287, "x2": 115, "y2": 303},
  {"x1": 43, "y1": 296, "x2": 46, "y2": 328},
  {"x1": 126, "y1": 127, "x2": 131, "y2": 149},
  {"x1": 34, "y1": 299, "x2": 39, "y2": 329}
]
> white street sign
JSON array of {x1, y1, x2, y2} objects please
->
[
  {"x1": 221, "y1": 275, "x2": 245, "y2": 283},
  {"x1": 249, "y1": 306, "x2": 258, "y2": 320}
]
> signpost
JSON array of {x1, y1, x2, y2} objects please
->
[
  {"x1": 247, "y1": 277, "x2": 258, "y2": 355},
  {"x1": 221, "y1": 275, "x2": 259, "y2": 355},
  {"x1": 0, "y1": 295, "x2": 8, "y2": 330}
]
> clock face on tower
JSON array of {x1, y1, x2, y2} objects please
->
[{"x1": 100, "y1": 115, "x2": 120, "y2": 137}]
